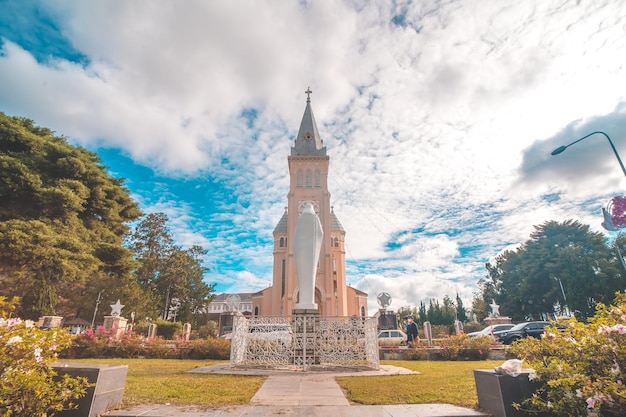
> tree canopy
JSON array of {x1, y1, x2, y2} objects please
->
[
  {"x1": 0, "y1": 114, "x2": 216, "y2": 325},
  {"x1": 126, "y1": 213, "x2": 215, "y2": 324},
  {"x1": 398, "y1": 295, "x2": 465, "y2": 326},
  {"x1": 477, "y1": 220, "x2": 625, "y2": 321},
  {"x1": 0, "y1": 113, "x2": 142, "y2": 318}
]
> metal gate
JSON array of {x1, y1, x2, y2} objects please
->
[{"x1": 230, "y1": 315, "x2": 379, "y2": 370}]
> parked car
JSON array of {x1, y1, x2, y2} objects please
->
[
  {"x1": 493, "y1": 321, "x2": 552, "y2": 344},
  {"x1": 467, "y1": 324, "x2": 515, "y2": 338},
  {"x1": 378, "y1": 329, "x2": 407, "y2": 347}
]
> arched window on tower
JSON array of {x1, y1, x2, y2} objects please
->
[
  {"x1": 305, "y1": 170, "x2": 312, "y2": 187},
  {"x1": 254, "y1": 307, "x2": 259, "y2": 316},
  {"x1": 361, "y1": 306, "x2": 365, "y2": 317},
  {"x1": 297, "y1": 170, "x2": 303, "y2": 187},
  {"x1": 334, "y1": 237, "x2": 339, "y2": 247},
  {"x1": 279, "y1": 237, "x2": 285, "y2": 247},
  {"x1": 314, "y1": 170, "x2": 321, "y2": 187},
  {"x1": 281, "y1": 259, "x2": 286, "y2": 298}
]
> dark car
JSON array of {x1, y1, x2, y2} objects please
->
[
  {"x1": 467, "y1": 324, "x2": 515, "y2": 338},
  {"x1": 493, "y1": 321, "x2": 552, "y2": 344}
]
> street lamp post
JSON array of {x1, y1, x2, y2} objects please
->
[
  {"x1": 91, "y1": 290, "x2": 102, "y2": 329},
  {"x1": 551, "y1": 131, "x2": 626, "y2": 179},
  {"x1": 551, "y1": 131, "x2": 626, "y2": 312},
  {"x1": 554, "y1": 277, "x2": 569, "y2": 317}
]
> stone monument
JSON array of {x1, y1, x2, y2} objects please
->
[
  {"x1": 484, "y1": 299, "x2": 512, "y2": 325},
  {"x1": 103, "y1": 299, "x2": 128, "y2": 339},
  {"x1": 376, "y1": 292, "x2": 396, "y2": 330},
  {"x1": 293, "y1": 202, "x2": 323, "y2": 312},
  {"x1": 37, "y1": 315, "x2": 63, "y2": 329}
]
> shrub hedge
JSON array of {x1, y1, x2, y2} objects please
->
[
  {"x1": 60, "y1": 327, "x2": 230, "y2": 360},
  {"x1": 405, "y1": 334, "x2": 493, "y2": 361}
]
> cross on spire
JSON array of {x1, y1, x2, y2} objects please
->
[{"x1": 305, "y1": 87, "x2": 312, "y2": 103}]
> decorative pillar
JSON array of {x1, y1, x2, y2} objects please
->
[
  {"x1": 182, "y1": 322, "x2": 191, "y2": 341},
  {"x1": 454, "y1": 320, "x2": 464, "y2": 335},
  {"x1": 147, "y1": 323, "x2": 158, "y2": 341},
  {"x1": 423, "y1": 321, "x2": 433, "y2": 346}
]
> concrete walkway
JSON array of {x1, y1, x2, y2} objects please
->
[{"x1": 104, "y1": 364, "x2": 489, "y2": 417}]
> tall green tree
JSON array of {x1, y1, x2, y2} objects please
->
[
  {"x1": 427, "y1": 299, "x2": 443, "y2": 324},
  {"x1": 418, "y1": 301, "x2": 427, "y2": 324},
  {"x1": 441, "y1": 295, "x2": 456, "y2": 325},
  {"x1": 0, "y1": 114, "x2": 141, "y2": 319},
  {"x1": 455, "y1": 293, "x2": 468, "y2": 322},
  {"x1": 478, "y1": 220, "x2": 624, "y2": 321},
  {"x1": 127, "y1": 213, "x2": 214, "y2": 323},
  {"x1": 163, "y1": 245, "x2": 215, "y2": 325},
  {"x1": 127, "y1": 213, "x2": 175, "y2": 319}
]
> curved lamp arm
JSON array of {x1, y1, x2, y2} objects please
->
[{"x1": 551, "y1": 131, "x2": 626, "y2": 179}]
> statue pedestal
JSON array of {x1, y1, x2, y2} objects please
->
[
  {"x1": 38, "y1": 316, "x2": 64, "y2": 329},
  {"x1": 292, "y1": 308, "x2": 320, "y2": 316},
  {"x1": 483, "y1": 316, "x2": 512, "y2": 325},
  {"x1": 294, "y1": 303, "x2": 318, "y2": 310},
  {"x1": 292, "y1": 309, "x2": 320, "y2": 367},
  {"x1": 103, "y1": 316, "x2": 128, "y2": 339}
]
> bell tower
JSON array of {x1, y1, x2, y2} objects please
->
[{"x1": 252, "y1": 89, "x2": 368, "y2": 317}]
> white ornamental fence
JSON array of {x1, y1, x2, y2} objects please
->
[{"x1": 230, "y1": 315, "x2": 380, "y2": 370}]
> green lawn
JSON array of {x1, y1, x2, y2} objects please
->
[
  {"x1": 337, "y1": 360, "x2": 502, "y2": 408},
  {"x1": 69, "y1": 358, "x2": 501, "y2": 409},
  {"x1": 66, "y1": 359, "x2": 266, "y2": 407}
]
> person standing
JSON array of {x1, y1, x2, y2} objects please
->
[{"x1": 405, "y1": 316, "x2": 419, "y2": 345}]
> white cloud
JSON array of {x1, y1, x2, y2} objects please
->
[{"x1": 2, "y1": 0, "x2": 626, "y2": 310}]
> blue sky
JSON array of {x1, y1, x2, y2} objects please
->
[{"x1": 1, "y1": 0, "x2": 626, "y2": 313}]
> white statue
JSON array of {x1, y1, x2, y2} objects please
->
[
  {"x1": 293, "y1": 202, "x2": 323, "y2": 310},
  {"x1": 489, "y1": 299, "x2": 500, "y2": 317}
]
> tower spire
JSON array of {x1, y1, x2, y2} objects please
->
[{"x1": 292, "y1": 87, "x2": 326, "y2": 156}]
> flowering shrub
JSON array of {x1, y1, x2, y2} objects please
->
[
  {"x1": 0, "y1": 316, "x2": 90, "y2": 416},
  {"x1": 61, "y1": 327, "x2": 231, "y2": 360},
  {"x1": 405, "y1": 334, "x2": 493, "y2": 360},
  {"x1": 610, "y1": 196, "x2": 626, "y2": 228},
  {"x1": 437, "y1": 334, "x2": 493, "y2": 360},
  {"x1": 511, "y1": 293, "x2": 626, "y2": 417}
]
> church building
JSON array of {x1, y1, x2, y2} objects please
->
[{"x1": 252, "y1": 90, "x2": 368, "y2": 317}]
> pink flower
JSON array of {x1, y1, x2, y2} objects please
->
[{"x1": 598, "y1": 324, "x2": 626, "y2": 334}]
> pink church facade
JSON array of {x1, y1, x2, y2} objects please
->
[{"x1": 252, "y1": 92, "x2": 368, "y2": 317}]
